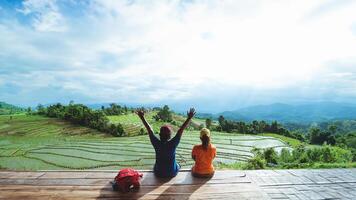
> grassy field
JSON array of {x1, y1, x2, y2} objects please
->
[
  {"x1": 262, "y1": 133, "x2": 303, "y2": 148},
  {"x1": 0, "y1": 114, "x2": 291, "y2": 170}
]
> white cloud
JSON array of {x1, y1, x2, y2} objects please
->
[
  {"x1": 17, "y1": 0, "x2": 67, "y2": 32},
  {"x1": 1, "y1": 0, "x2": 356, "y2": 109}
]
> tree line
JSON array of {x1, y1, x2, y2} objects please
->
[
  {"x1": 242, "y1": 145, "x2": 354, "y2": 169},
  {"x1": 212, "y1": 115, "x2": 355, "y2": 160},
  {"x1": 36, "y1": 103, "x2": 125, "y2": 137},
  {"x1": 101, "y1": 103, "x2": 129, "y2": 115},
  {"x1": 214, "y1": 115, "x2": 305, "y2": 141}
]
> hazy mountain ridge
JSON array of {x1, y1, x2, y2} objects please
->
[
  {"x1": 216, "y1": 102, "x2": 356, "y2": 123},
  {"x1": 3, "y1": 101, "x2": 356, "y2": 124}
]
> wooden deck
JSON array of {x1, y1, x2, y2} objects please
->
[{"x1": 1, "y1": 169, "x2": 356, "y2": 199}]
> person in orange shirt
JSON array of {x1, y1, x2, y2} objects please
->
[{"x1": 191, "y1": 128, "x2": 216, "y2": 178}]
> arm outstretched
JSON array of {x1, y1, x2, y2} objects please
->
[
  {"x1": 176, "y1": 108, "x2": 196, "y2": 137},
  {"x1": 136, "y1": 109, "x2": 154, "y2": 136}
]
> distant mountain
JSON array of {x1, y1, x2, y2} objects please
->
[
  {"x1": 216, "y1": 102, "x2": 356, "y2": 123},
  {"x1": 0, "y1": 102, "x2": 25, "y2": 115}
]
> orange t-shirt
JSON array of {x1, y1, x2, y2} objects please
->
[{"x1": 191, "y1": 144, "x2": 216, "y2": 174}]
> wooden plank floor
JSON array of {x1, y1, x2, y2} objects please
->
[{"x1": 1, "y1": 169, "x2": 356, "y2": 200}]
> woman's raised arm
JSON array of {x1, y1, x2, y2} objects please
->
[
  {"x1": 135, "y1": 109, "x2": 154, "y2": 136},
  {"x1": 177, "y1": 108, "x2": 196, "y2": 137}
]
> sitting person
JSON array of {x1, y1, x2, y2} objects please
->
[
  {"x1": 191, "y1": 128, "x2": 216, "y2": 178},
  {"x1": 136, "y1": 108, "x2": 196, "y2": 178}
]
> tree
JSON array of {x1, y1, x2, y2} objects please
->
[
  {"x1": 154, "y1": 105, "x2": 173, "y2": 122},
  {"x1": 263, "y1": 148, "x2": 278, "y2": 164},
  {"x1": 140, "y1": 128, "x2": 145, "y2": 135},
  {"x1": 309, "y1": 127, "x2": 336, "y2": 145},
  {"x1": 310, "y1": 127, "x2": 322, "y2": 144},
  {"x1": 109, "y1": 124, "x2": 118, "y2": 136},
  {"x1": 259, "y1": 120, "x2": 267, "y2": 133},
  {"x1": 116, "y1": 123, "x2": 125, "y2": 136},
  {"x1": 205, "y1": 118, "x2": 212, "y2": 129},
  {"x1": 328, "y1": 125, "x2": 337, "y2": 135},
  {"x1": 270, "y1": 121, "x2": 279, "y2": 133},
  {"x1": 102, "y1": 103, "x2": 124, "y2": 115},
  {"x1": 36, "y1": 104, "x2": 46, "y2": 115},
  {"x1": 36, "y1": 102, "x2": 126, "y2": 137},
  {"x1": 218, "y1": 115, "x2": 225, "y2": 126},
  {"x1": 26, "y1": 107, "x2": 32, "y2": 115}
]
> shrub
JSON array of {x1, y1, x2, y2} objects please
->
[
  {"x1": 320, "y1": 146, "x2": 334, "y2": 163},
  {"x1": 116, "y1": 123, "x2": 125, "y2": 137},
  {"x1": 351, "y1": 149, "x2": 356, "y2": 162},
  {"x1": 109, "y1": 124, "x2": 118, "y2": 137},
  {"x1": 263, "y1": 148, "x2": 278, "y2": 164},
  {"x1": 306, "y1": 148, "x2": 322, "y2": 162},
  {"x1": 298, "y1": 153, "x2": 310, "y2": 163},
  {"x1": 292, "y1": 145, "x2": 306, "y2": 161},
  {"x1": 246, "y1": 157, "x2": 266, "y2": 169},
  {"x1": 279, "y1": 148, "x2": 293, "y2": 163},
  {"x1": 294, "y1": 145, "x2": 352, "y2": 164},
  {"x1": 251, "y1": 147, "x2": 263, "y2": 157},
  {"x1": 246, "y1": 147, "x2": 267, "y2": 169},
  {"x1": 139, "y1": 128, "x2": 145, "y2": 135},
  {"x1": 246, "y1": 144, "x2": 353, "y2": 169},
  {"x1": 329, "y1": 146, "x2": 352, "y2": 163}
]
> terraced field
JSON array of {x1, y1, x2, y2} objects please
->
[
  {"x1": 108, "y1": 112, "x2": 175, "y2": 136},
  {"x1": 107, "y1": 112, "x2": 204, "y2": 136},
  {"x1": 0, "y1": 115, "x2": 291, "y2": 170}
]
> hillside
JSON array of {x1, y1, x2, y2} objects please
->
[
  {"x1": 0, "y1": 102, "x2": 25, "y2": 115},
  {"x1": 0, "y1": 114, "x2": 290, "y2": 170},
  {"x1": 217, "y1": 102, "x2": 356, "y2": 123},
  {"x1": 107, "y1": 111, "x2": 205, "y2": 136}
]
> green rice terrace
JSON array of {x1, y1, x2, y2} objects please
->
[{"x1": 0, "y1": 114, "x2": 291, "y2": 171}]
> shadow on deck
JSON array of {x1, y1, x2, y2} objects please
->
[
  {"x1": 0, "y1": 170, "x2": 260, "y2": 199},
  {"x1": 1, "y1": 169, "x2": 356, "y2": 199}
]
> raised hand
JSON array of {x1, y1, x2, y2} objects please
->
[
  {"x1": 136, "y1": 109, "x2": 154, "y2": 136},
  {"x1": 135, "y1": 109, "x2": 145, "y2": 118},
  {"x1": 187, "y1": 108, "x2": 196, "y2": 119},
  {"x1": 177, "y1": 108, "x2": 197, "y2": 136}
]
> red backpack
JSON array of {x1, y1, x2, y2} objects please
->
[{"x1": 112, "y1": 168, "x2": 143, "y2": 192}]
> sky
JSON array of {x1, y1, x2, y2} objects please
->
[{"x1": 0, "y1": 0, "x2": 356, "y2": 112}]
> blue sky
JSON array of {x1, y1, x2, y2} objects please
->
[{"x1": 0, "y1": 0, "x2": 356, "y2": 112}]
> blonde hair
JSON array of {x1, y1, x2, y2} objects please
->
[
  {"x1": 200, "y1": 128, "x2": 211, "y2": 150},
  {"x1": 200, "y1": 128, "x2": 211, "y2": 138}
]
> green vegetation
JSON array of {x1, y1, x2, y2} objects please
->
[
  {"x1": 216, "y1": 116, "x2": 305, "y2": 141},
  {"x1": 1, "y1": 102, "x2": 355, "y2": 171},
  {"x1": 0, "y1": 115, "x2": 290, "y2": 170},
  {"x1": 37, "y1": 103, "x2": 125, "y2": 136},
  {"x1": 215, "y1": 114, "x2": 356, "y2": 164},
  {"x1": 0, "y1": 102, "x2": 25, "y2": 115},
  {"x1": 153, "y1": 105, "x2": 173, "y2": 122},
  {"x1": 101, "y1": 103, "x2": 129, "y2": 115},
  {"x1": 218, "y1": 145, "x2": 354, "y2": 170},
  {"x1": 107, "y1": 111, "x2": 171, "y2": 135},
  {"x1": 36, "y1": 103, "x2": 200, "y2": 137},
  {"x1": 309, "y1": 126, "x2": 336, "y2": 145}
]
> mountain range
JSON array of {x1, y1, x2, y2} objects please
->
[
  {"x1": 212, "y1": 102, "x2": 356, "y2": 123},
  {"x1": 3, "y1": 101, "x2": 356, "y2": 123}
]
